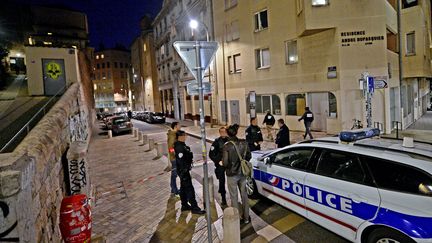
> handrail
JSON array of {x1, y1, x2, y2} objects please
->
[{"x1": 0, "y1": 85, "x2": 67, "y2": 153}]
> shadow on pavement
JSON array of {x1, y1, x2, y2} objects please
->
[{"x1": 149, "y1": 196, "x2": 200, "y2": 243}]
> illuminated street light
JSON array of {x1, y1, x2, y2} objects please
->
[{"x1": 189, "y1": 19, "x2": 199, "y2": 30}]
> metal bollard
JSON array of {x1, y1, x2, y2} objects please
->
[
  {"x1": 203, "y1": 176, "x2": 214, "y2": 206},
  {"x1": 133, "y1": 128, "x2": 138, "y2": 137},
  {"x1": 142, "y1": 134, "x2": 148, "y2": 145},
  {"x1": 107, "y1": 130, "x2": 112, "y2": 138},
  {"x1": 223, "y1": 207, "x2": 240, "y2": 243},
  {"x1": 148, "y1": 138, "x2": 155, "y2": 150},
  {"x1": 156, "y1": 142, "x2": 168, "y2": 157}
]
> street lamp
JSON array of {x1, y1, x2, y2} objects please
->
[{"x1": 188, "y1": 18, "x2": 213, "y2": 243}]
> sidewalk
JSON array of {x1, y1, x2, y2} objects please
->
[
  {"x1": 381, "y1": 111, "x2": 432, "y2": 144},
  {"x1": 88, "y1": 123, "x2": 220, "y2": 242}
]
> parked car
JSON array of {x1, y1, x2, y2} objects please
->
[
  {"x1": 111, "y1": 117, "x2": 133, "y2": 135},
  {"x1": 145, "y1": 112, "x2": 166, "y2": 124},
  {"x1": 247, "y1": 128, "x2": 432, "y2": 243},
  {"x1": 135, "y1": 111, "x2": 147, "y2": 121}
]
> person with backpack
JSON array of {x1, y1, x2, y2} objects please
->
[
  {"x1": 298, "y1": 107, "x2": 314, "y2": 139},
  {"x1": 209, "y1": 127, "x2": 229, "y2": 206},
  {"x1": 245, "y1": 117, "x2": 263, "y2": 152},
  {"x1": 262, "y1": 110, "x2": 276, "y2": 141},
  {"x1": 222, "y1": 124, "x2": 252, "y2": 224}
]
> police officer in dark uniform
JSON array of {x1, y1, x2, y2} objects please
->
[
  {"x1": 174, "y1": 130, "x2": 205, "y2": 214},
  {"x1": 209, "y1": 127, "x2": 228, "y2": 206},
  {"x1": 245, "y1": 117, "x2": 263, "y2": 151}
]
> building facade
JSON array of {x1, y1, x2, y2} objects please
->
[
  {"x1": 130, "y1": 16, "x2": 161, "y2": 112},
  {"x1": 92, "y1": 49, "x2": 131, "y2": 112},
  {"x1": 213, "y1": 0, "x2": 431, "y2": 133},
  {"x1": 153, "y1": 0, "x2": 215, "y2": 121}
]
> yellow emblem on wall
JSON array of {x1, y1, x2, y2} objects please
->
[{"x1": 46, "y1": 62, "x2": 62, "y2": 80}]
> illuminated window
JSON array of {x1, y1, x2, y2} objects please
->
[
  {"x1": 285, "y1": 40, "x2": 298, "y2": 64},
  {"x1": 96, "y1": 55, "x2": 99, "y2": 59},
  {"x1": 143, "y1": 43, "x2": 147, "y2": 52},
  {"x1": 101, "y1": 54, "x2": 105, "y2": 59},
  {"x1": 312, "y1": 0, "x2": 329, "y2": 6}
]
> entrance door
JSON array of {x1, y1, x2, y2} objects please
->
[
  {"x1": 309, "y1": 93, "x2": 328, "y2": 131},
  {"x1": 42, "y1": 59, "x2": 66, "y2": 96},
  {"x1": 230, "y1": 100, "x2": 240, "y2": 124}
]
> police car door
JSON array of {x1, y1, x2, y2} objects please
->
[
  {"x1": 304, "y1": 149, "x2": 380, "y2": 242},
  {"x1": 260, "y1": 147, "x2": 315, "y2": 217}
]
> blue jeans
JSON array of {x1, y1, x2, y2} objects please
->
[{"x1": 170, "y1": 160, "x2": 179, "y2": 194}]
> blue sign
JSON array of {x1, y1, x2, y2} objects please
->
[{"x1": 367, "y1": 76, "x2": 374, "y2": 93}]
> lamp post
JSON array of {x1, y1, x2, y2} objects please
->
[{"x1": 189, "y1": 19, "x2": 212, "y2": 243}]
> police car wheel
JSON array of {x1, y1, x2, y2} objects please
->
[
  {"x1": 367, "y1": 228, "x2": 414, "y2": 243},
  {"x1": 246, "y1": 177, "x2": 258, "y2": 198}
]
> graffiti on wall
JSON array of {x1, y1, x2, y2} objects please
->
[
  {"x1": 68, "y1": 98, "x2": 89, "y2": 143},
  {"x1": 68, "y1": 158, "x2": 88, "y2": 195},
  {"x1": 0, "y1": 201, "x2": 19, "y2": 242}
]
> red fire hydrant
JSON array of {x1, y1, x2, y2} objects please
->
[{"x1": 59, "y1": 194, "x2": 92, "y2": 243}]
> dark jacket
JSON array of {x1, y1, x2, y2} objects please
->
[
  {"x1": 222, "y1": 137, "x2": 251, "y2": 176},
  {"x1": 209, "y1": 136, "x2": 228, "y2": 167},
  {"x1": 275, "y1": 124, "x2": 290, "y2": 148},
  {"x1": 174, "y1": 141, "x2": 193, "y2": 177},
  {"x1": 263, "y1": 113, "x2": 275, "y2": 126},
  {"x1": 245, "y1": 125, "x2": 263, "y2": 151},
  {"x1": 298, "y1": 110, "x2": 314, "y2": 124}
]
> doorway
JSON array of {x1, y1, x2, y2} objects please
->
[{"x1": 42, "y1": 59, "x2": 66, "y2": 96}]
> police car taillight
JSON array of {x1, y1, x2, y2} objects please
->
[{"x1": 339, "y1": 128, "x2": 380, "y2": 143}]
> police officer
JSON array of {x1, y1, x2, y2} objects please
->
[
  {"x1": 298, "y1": 107, "x2": 314, "y2": 139},
  {"x1": 174, "y1": 130, "x2": 205, "y2": 214},
  {"x1": 209, "y1": 127, "x2": 228, "y2": 206},
  {"x1": 245, "y1": 117, "x2": 263, "y2": 151}
]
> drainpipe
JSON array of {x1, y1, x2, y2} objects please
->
[{"x1": 397, "y1": 0, "x2": 404, "y2": 129}]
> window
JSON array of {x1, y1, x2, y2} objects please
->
[
  {"x1": 102, "y1": 63, "x2": 105, "y2": 69},
  {"x1": 402, "y1": 0, "x2": 418, "y2": 9},
  {"x1": 228, "y1": 54, "x2": 242, "y2": 73},
  {"x1": 102, "y1": 72, "x2": 106, "y2": 79},
  {"x1": 328, "y1": 92, "x2": 337, "y2": 117},
  {"x1": 285, "y1": 40, "x2": 298, "y2": 64},
  {"x1": 286, "y1": 94, "x2": 306, "y2": 116},
  {"x1": 312, "y1": 0, "x2": 329, "y2": 6},
  {"x1": 225, "y1": 0, "x2": 237, "y2": 10},
  {"x1": 107, "y1": 62, "x2": 110, "y2": 68},
  {"x1": 272, "y1": 148, "x2": 314, "y2": 170},
  {"x1": 296, "y1": 0, "x2": 304, "y2": 14},
  {"x1": 96, "y1": 63, "x2": 100, "y2": 69},
  {"x1": 107, "y1": 72, "x2": 111, "y2": 79},
  {"x1": 120, "y1": 63, "x2": 124, "y2": 68},
  {"x1": 101, "y1": 54, "x2": 105, "y2": 59},
  {"x1": 406, "y1": 31, "x2": 415, "y2": 55},
  {"x1": 231, "y1": 20, "x2": 240, "y2": 40},
  {"x1": 114, "y1": 62, "x2": 118, "y2": 68},
  {"x1": 316, "y1": 150, "x2": 367, "y2": 184},
  {"x1": 248, "y1": 94, "x2": 281, "y2": 115},
  {"x1": 365, "y1": 157, "x2": 432, "y2": 197},
  {"x1": 255, "y1": 48, "x2": 270, "y2": 69},
  {"x1": 254, "y1": 9, "x2": 268, "y2": 31},
  {"x1": 143, "y1": 43, "x2": 147, "y2": 52},
  {"x1": 96, "y1": 55, "x2": 99, "y2": 60}
]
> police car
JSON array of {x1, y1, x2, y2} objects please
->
[{"x1": 246, "y1": 128, "x2": 432, "y2": 243}]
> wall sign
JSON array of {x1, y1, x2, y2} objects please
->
[{"x1": 341, "y1": 30, "x2": 384, "y2": 47}]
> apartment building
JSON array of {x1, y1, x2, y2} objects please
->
[
  {"x1": 153, "y1": 0, "x2": 215, "y2": 121},
  {"x1": 213, "y1": 0, "x2": 431, "y2": 133},
  {"x1": 93, "y1": 49, "x2": 131, "y2": 112},
  {"x1": 131, "y1": 16, "x2": 161, "y2": 112}
]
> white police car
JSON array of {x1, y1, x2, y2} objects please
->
[{"x1": 246, "y1": 128, "x2": 432, "y2": 243}]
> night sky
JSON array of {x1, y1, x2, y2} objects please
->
[{"x1": 15, "y1": 0, "x2": 163, "y2": 49}]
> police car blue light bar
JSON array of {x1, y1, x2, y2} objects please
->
[{"x1": 339, "y1": 128, "x2": 380, "y2": 142}]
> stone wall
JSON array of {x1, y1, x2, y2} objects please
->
[{"x1": 0, "y1": 81, "x2": 91, "y2": 242}]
